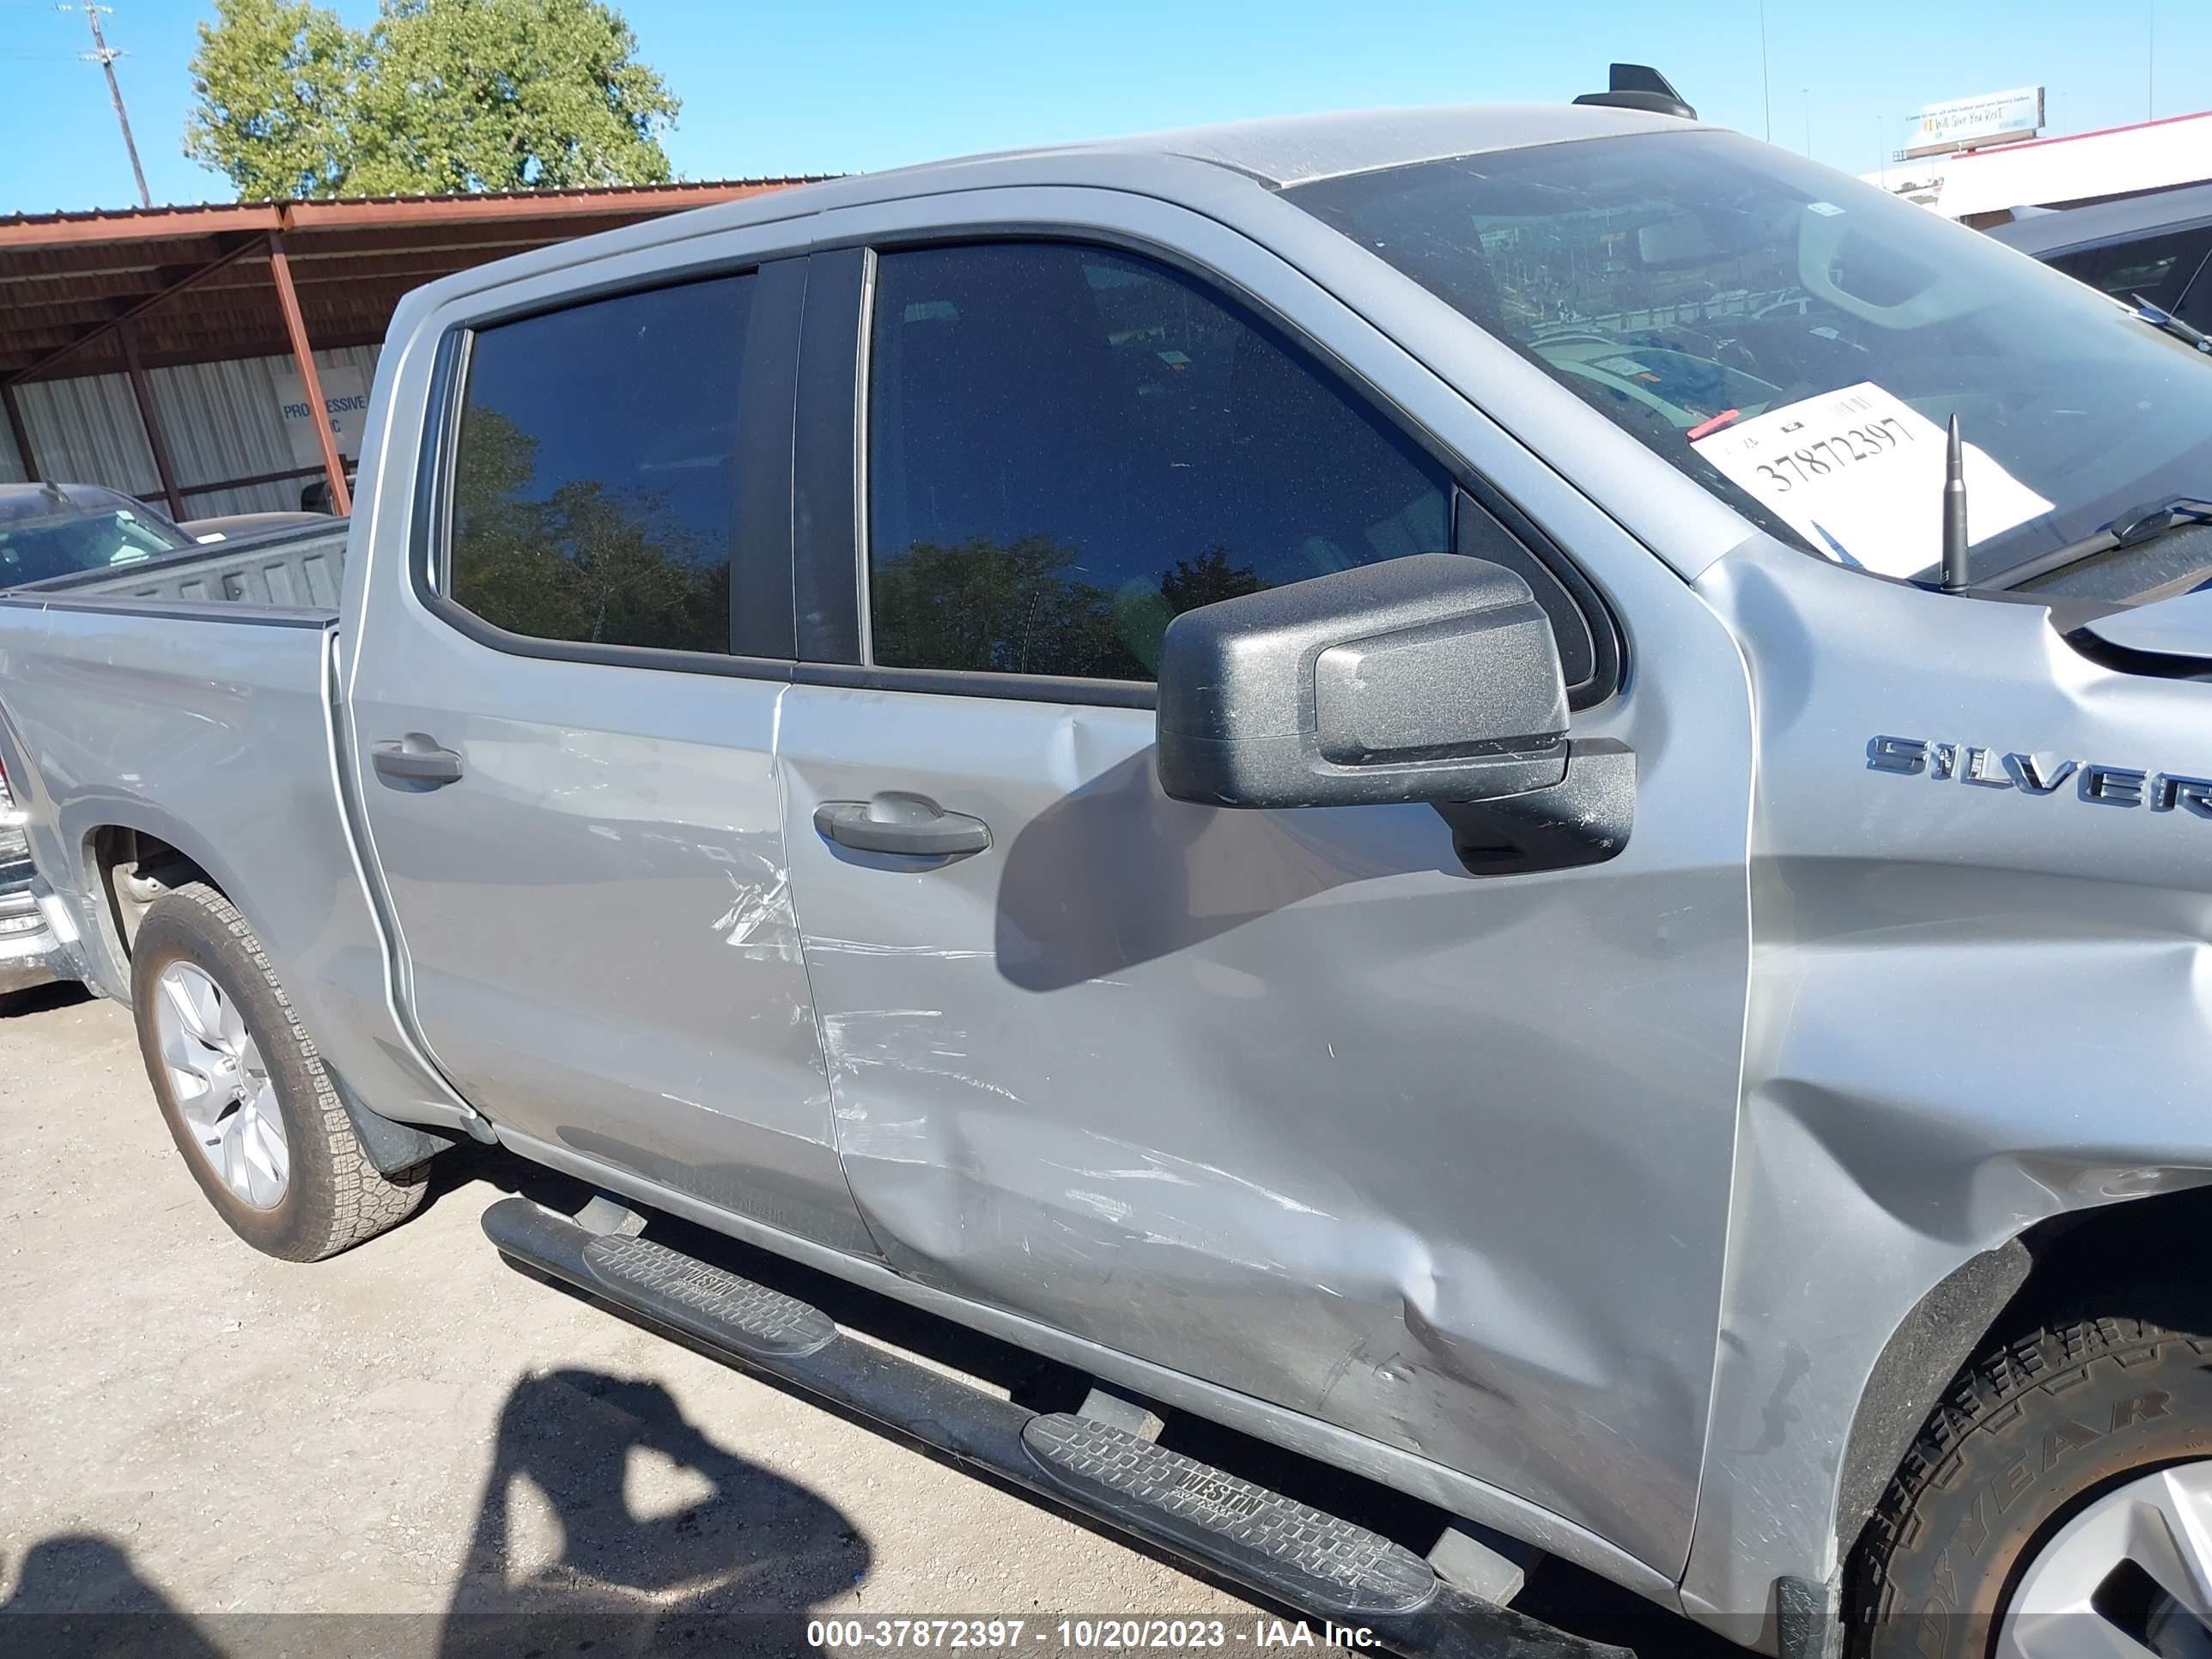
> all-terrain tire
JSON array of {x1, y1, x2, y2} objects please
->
[
  {"x1": 1850, "y1": 1305, "x2": 2212, "y2": 1657},
  {"x1": 131, "y1": 881, "x2": 426, "y2": 1260}
]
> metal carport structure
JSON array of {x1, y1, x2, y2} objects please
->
[{"x1": 0, "y1": 179, "x2": 822, "y2": 519}]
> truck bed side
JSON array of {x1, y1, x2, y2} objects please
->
[
  {"x1": 0, "y1": 592, "x2": 474, "y2": 1138},
  {"x1": 15, "y1": 522, "x2": 349, "y2": 607}
]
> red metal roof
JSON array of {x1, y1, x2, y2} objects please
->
[{"x1": 0, "y1": 178, "x2": 829, "y2": 382}]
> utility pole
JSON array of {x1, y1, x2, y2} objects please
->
[
  {"x1": 69, "y1": 3, "x2": 151, "y2": 210},
  {"x1": 1759, "y1": 0, "x2": 1772, "y2": 142},
  {"x1": 2147, "y1": 4, "x2": 2155, "y2": 122}
]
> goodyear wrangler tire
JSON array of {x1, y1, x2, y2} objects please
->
[
  {"x1": 1850, "y1": 1308, "x2": 2212, "y2": 1658},
  {"x1": 131, "y1": 881, "x2": 426, "y2": 1261}
]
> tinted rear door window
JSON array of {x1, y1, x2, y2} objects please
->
[
  {"x1": 866, "y1": 242, "x2": 1449, "y2": 681},
  {"x1": 447, "y1": 275, "x2": 751, "y2": 655}
]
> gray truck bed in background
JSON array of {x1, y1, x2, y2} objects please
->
[{"x1": 21, "y1": 522, "x2": 349, "y2": 607}]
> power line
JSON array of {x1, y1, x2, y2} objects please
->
[{"x1": 59, "y1": 2, "x2": 150, "y2": 208}]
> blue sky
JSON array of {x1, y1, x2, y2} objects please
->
[{"x1": 1, "y1": 0, "x2": 2208, "y2": 213}]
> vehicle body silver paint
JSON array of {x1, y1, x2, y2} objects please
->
[
  {"x1": 1, "y1": 107, "x2": 2203, "y2": 1650},
  {"x1": 0, "y1": 595, "x2": 474, "y2": 1136},
  {"x1": 1679, "y1": 536, "x2": 2212, "y2": 1641},
  {"x1": 341, "y1": 644, "x2": 865, "y2": 1252}
]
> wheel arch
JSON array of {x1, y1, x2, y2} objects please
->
[
  {"x1": 1833, "y1": 1239, "x2": 2034, "y2": 1569},
  {"x1": 76, "y1": 815, "x2": 243, "y2": 996},
  {"x1": 91, "y1": 825, "x2": 460, "y2": 1176},
  {"x1": 1837, "y1": 1185, "x2": 2212, "y2": 1571}
]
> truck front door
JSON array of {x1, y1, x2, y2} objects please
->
[
  {"x1": 346, "y1": 257, "x2": 875, "y2": 1259},
  {"x1": 775, "y1": 207, "x2": 1755, "y2": 1575}
]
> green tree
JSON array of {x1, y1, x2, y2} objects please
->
[
  {"x1": 182, "y1": 0, "x2": 368, "y2": 199},
  {"x1": 359, "y1": 0, "x2": 679, "y2": 193},
  {"x1": 186, "y1": 0, "x2": 679, "y2": 200}
]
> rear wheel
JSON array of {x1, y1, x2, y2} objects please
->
[
  {"x1": 131, "y1": 881, "x2": 425, "y2": 1260},
  {"x1": 1852, "y1": 1308, "x2": 2212, "y2": 1658}
]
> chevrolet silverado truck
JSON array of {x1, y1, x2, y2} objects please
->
[{"x1": 7, "y1": 74, "x2": 2212, "y2": 1659}]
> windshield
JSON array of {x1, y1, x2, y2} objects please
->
[
  {"x1": 0, "y1": 503, "x2": 191, "y2": 588},
  {"x1": 1291, "y1": 130, "x2": 2212, "y2": 582}
]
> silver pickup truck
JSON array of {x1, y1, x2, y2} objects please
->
[{"x1": 7, "y1": 84, "x2": 2212, "y2": 1659}]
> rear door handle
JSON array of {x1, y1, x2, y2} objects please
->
[
  {"x1": 372, "y1": 737, "x2": 465, "y2": 787},
  {"x1": 814, "y1": 793, "x2": 991, "y2": 859}
]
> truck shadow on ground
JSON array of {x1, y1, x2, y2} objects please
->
[
  {"x1": 0, "y1": 1365, "x2": 868, "y2": 1659},
  {"x1": 0, "y1": 981, "x2": 91, "y2": 1018}
]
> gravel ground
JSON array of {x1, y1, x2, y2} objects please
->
[{"x1": 0, "y1": 983, "x2": 1734, "y2": 1659}]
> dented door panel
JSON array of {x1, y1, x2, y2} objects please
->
[
  {"x1": 774, "y1": 183, "x2": 1758, "y2": 1575},
  {"x1": 347, "y1": 641, "x2": 876, "y2": 1255},
  {"x1": 779, "y1": 613, "x2": 1753, "y2": 1573}
]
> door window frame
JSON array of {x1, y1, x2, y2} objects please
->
[
  {"x1": 410, "y1": 256, "x2": 806, "y2": 683},
  {"x1": 792, "y1": 226, "x2": 1621, "y2": 709}
]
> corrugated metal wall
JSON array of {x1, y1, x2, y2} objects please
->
[{"x1": 0, "y1": 343, "x2": 380, "y2": 520}]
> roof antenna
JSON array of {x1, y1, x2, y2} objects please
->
[{"x1": 1940, "y1": 414, "x2": 1970, "y2": 593}]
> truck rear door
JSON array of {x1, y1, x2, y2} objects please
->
[{"x1": 343, "y1": 253, "x2": 876, "y2": 1257}]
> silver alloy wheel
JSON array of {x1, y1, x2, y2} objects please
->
[
  {"x1": 2000, "y1": 1462, "x2": 2212, "y2": 1658},
  {"x1": 152, "y1": 960, "x2": 289, "y2": 1210}
]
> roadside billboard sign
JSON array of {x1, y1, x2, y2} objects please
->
[{"x1": 1900, "y1": 88, "x2": 2045, "y2": 160}]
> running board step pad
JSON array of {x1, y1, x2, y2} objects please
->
[
  {"x1": 1024, "y1": 1413, "x2": 1436, "y2": 1616},
  {"x1": 581, "y1": 1230, "x2": 834, "y2": 1358},
  {"x1": 479, "y1": 1196, "x2": 1632, "y2": 1659}
]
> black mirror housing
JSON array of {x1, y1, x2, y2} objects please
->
[{"x1": 1155, "y1": 554, "x2": 1571, "y2": 810}]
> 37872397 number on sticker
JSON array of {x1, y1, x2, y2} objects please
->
[
  {"x1": 1689, "y1": 380, "x2": 2052, "y2": 579},
  {"x1": 1747, "y1": 405, "x2": 1917, "y2": 495}
]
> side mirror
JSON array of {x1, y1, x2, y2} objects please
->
[{"x1": 1155, "y1": 554, "x2": 1633, "y2": 873}]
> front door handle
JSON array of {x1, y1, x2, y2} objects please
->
[
  {"x1": 814, "y1": 793, "x2": 991, "y2": 859},
  {"x1": 372, "y1": 736, "x2": 465, "y2": 787}
]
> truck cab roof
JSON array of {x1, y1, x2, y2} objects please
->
[
  {"x1": 392, "y1": 101, "x2": 1713, "y2": 319},
  {"x1": 865, "y1": 100, "x2": 1711, "y2": 190}
]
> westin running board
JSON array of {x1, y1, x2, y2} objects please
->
[{"x1": 481, "y1": 1196, "x2": 1630, "y2": 1659}]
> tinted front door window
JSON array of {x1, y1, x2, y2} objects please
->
[{"x1": 866, "y1": 243, "x2": 1449, "y2": 680}]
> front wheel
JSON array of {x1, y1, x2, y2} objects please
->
[
  {"x1": 1852, "y1": 1308, "x2": 2212, "y2": 1658},
  {"x1": 131, "y1": 881, "x2": 426, "y2": 1260}
]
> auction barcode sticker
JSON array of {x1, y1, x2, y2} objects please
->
[{"x1": 1690, "y1": 380, "x2": 2052, "y2": 578}]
